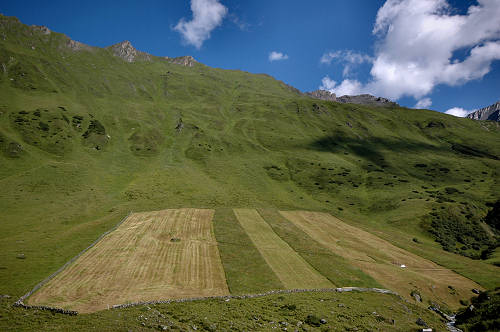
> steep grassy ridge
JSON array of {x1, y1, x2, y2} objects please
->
[{"x1": 0, "y1": 13, "x2": 499, "y2": 306}]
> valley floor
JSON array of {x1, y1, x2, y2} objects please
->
[{"x1": 23, "y1": 208, "x2": 480, "y2": 313}]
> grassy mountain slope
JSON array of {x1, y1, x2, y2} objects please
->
[{"x1": 0, "y1": 13, "x2": 499, "y2": 308}]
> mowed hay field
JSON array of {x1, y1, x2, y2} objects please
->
[
  {"x1": 233, "y1": 209, "x2": 332, "y2": 289},
  {"x1": 279, "y1": 211, "x2": 482, "y2": 309},
  {"x1": 25, "y1": 208, "x2": 482, "y2": 313},
  {"x1": 27, "y1": 208, "x2": 229, "y2": 313}
]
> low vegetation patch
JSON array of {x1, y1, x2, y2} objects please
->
[
  {"x1": 424, "y1": 204, "x2": 498, "y2": 259},
  {"x1": 455, "y1": 288, "x2": 500, "y2": 331}
]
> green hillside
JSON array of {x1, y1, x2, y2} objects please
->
[{"x1": 0, "y1": 13, "x2": 499, "y2": 325}]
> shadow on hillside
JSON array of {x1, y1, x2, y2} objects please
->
[{"x1": 308, "y1": 134, "x2": 498, "y2": 164}]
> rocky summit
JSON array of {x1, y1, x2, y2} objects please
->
[
  {"x1": 306, "y1": 90, "x2": 398, "y2": 107},
  {"x1": 108, "y1": 40, "x2": 152, "y2": 63},
  {"x1": 305, "y1": 90, "x2": 337, "y2": 102},
  {"x1": 167, "y1": 55, "x2": 197, "y2": 67},
  {"x1": 336, "y1": 94, "x2": 398, "y2": 107},
  {"x1": 466, "y1": 100, "x2": 500, "y2": 122}
]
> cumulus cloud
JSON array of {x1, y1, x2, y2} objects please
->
[
  {"x1": 174, "y1": 0, "x2": 228, "y2": 49},
  {"x1": 414, "y1": 97, "x2": 432, "y2": 109},
  {"x1": 319, "y1": 76, "x2": 364, "y2": 96},
  {"x1": 445, "y1": 107, "x2": 471, "y2": 117},
  {"x1": 269, "y1": 51, "x2": 289, "y2": 62},
  {"x1": 320, "y1": 0, "x2": 500, "y2": 102}
]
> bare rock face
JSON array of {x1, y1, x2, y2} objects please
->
[
  {"x1": 169, "y1": 55, "x2": 197, "y2": 67},
  {"x1": 336, "y1": 94, "x2": 398, "y2": 107},
  {"x1": 306, "y1": 90, "x2": 337, "y2": 101},
  {"x1": 109, "y1": 40, "x2": 151, "y2": 63},
  {"x1": 66, "y1": 39, "x2": 92, "y2": 52},
  {"x1": 466, "y1": 101, "x2": 500, "y2": 121},
  {"x1": 31, "y1": 25, "x2": 51, "y2": 35},
  {"x1": 306, "y1": 90, "x2": 398, "y2": 107}
]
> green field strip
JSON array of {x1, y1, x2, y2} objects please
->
[
  {"x1": 212, "y1": 208, "x2": 284, "y2": 294},
  {"x1": 258, "y1": 209, "x2": 380, "y2": 288},
  {"x1": 233, "y1": 208, "x2": 332, "y2": 289}
]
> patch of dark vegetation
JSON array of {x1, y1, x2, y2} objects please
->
[
  {"x1": 128, "y1": 128, "x2": 163, "y2": 156},
  {"x1": 452, "y1": 144, "x2": 499, "y2": 160},
  {"x1": 264, "y1": 165, "x2": 289, "y2": 181},
  {"x1": 82, "y1": 120, "x2": 106, "y2": 138},
  {"x1": 38, "y1": 121, "x2": 49, "y2": 132},
  {"x1": 444, "y1": 187, "x2": 460, "y2": 195},
  {"x1": 426, "y1": 121, "x2": 445, "y2": 128},
  {"x1": 72, "y1": 115, "x2": 84, "y2": 130},
  {"x1": 81, "y1": 119, "x2": 108, "y2": 150},
  {"x1": 8, "y1": 108, "x2": 76, "y2": 155},
  {"x1": 423, "y1": 205, "x2": 498, "y2": 259},
  {"x1": 455, "y1": 288, "x2": 500, "y2": 331},
  {"x1": 0, "y1": 132, "x2": 23, "y2": 158},
  {"x1": 305, "y1": 314, "x2": 322, "y2": 327},
  {"x1": 484, "y1": 200, "x2": 500, "y2": 233}
]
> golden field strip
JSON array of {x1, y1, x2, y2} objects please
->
[
  {"x1": 28, "y1": 208, "x2": 229, "y2": 313},
  {"x1": 279, "y1": 211, "x2": 482, "y2": 309},
  {"x1": 233, "y1": 209, "x2": 333, "y2": 289},
  {"x1": 25, "y1": 208, "x2": 482, "y2": 313}
]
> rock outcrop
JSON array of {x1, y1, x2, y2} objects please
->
[
  {"x1": 66, "y1": 39, "x2": 92, "y2": 52},
  {"x1": 306, "y1": 90, "x2": 398, "y2": 107},
  {"x1": 167, "y1": 55, "x2": 197, "y2": 67},
  {"x1": 306, "y1": 90, "x2": 337, "y2": 101},
  {"x1": 336, "y1": 94, "x2": 398, "y2": 107},
  {"x1": 466, "y1": 101, "x2": 500, "y2": 121},
  {"x1": 109, "y1": 40, "x2": 152, "y2": 63},
  {"x1": 31, "y1": 25, "x2": 51, "y2": 35}
]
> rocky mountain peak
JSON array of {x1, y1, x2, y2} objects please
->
[
  {"x1": 109, "y1": 40, "x2": 151, "y2": 63},
  {"x1": 466, "y1": 100, "x2": 500, "y2": 122}
]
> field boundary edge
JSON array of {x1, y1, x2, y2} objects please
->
[
  {"x1": 13, "y1": 211, "x2": 134, "y2": 315},
  {"x1": 111, "y1": 287, "x2": 399, "y2": 309}
]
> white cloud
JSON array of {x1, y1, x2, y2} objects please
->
[
  {"x1": 319, "y1": 76, "x2": 364, "y2": 96},
  {"x1": 320, "y1": 0, "x2": 500, "y2": 102},
  {"x1": 269, "y1": 51, "x2": 289, "y2": 62},
  {"x1": 320, "y1": 50, "x2": 373, "y2": 66},
  {"x1": 174, "y1": 0, "x2": 228, "y2": 49},
  {"x1": 445, "y1": 107, "x2": 471, "y2": 117},
  {"x1": 320, "y1": 50, "x2": 373, "y2": 77},
  {"x1": 414, "y1": 97, "x2": 432, "y2": 109}
]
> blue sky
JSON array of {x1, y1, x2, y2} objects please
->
[{"x1": 1, "y1": 0, "x2": 499, "y2": 114}]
